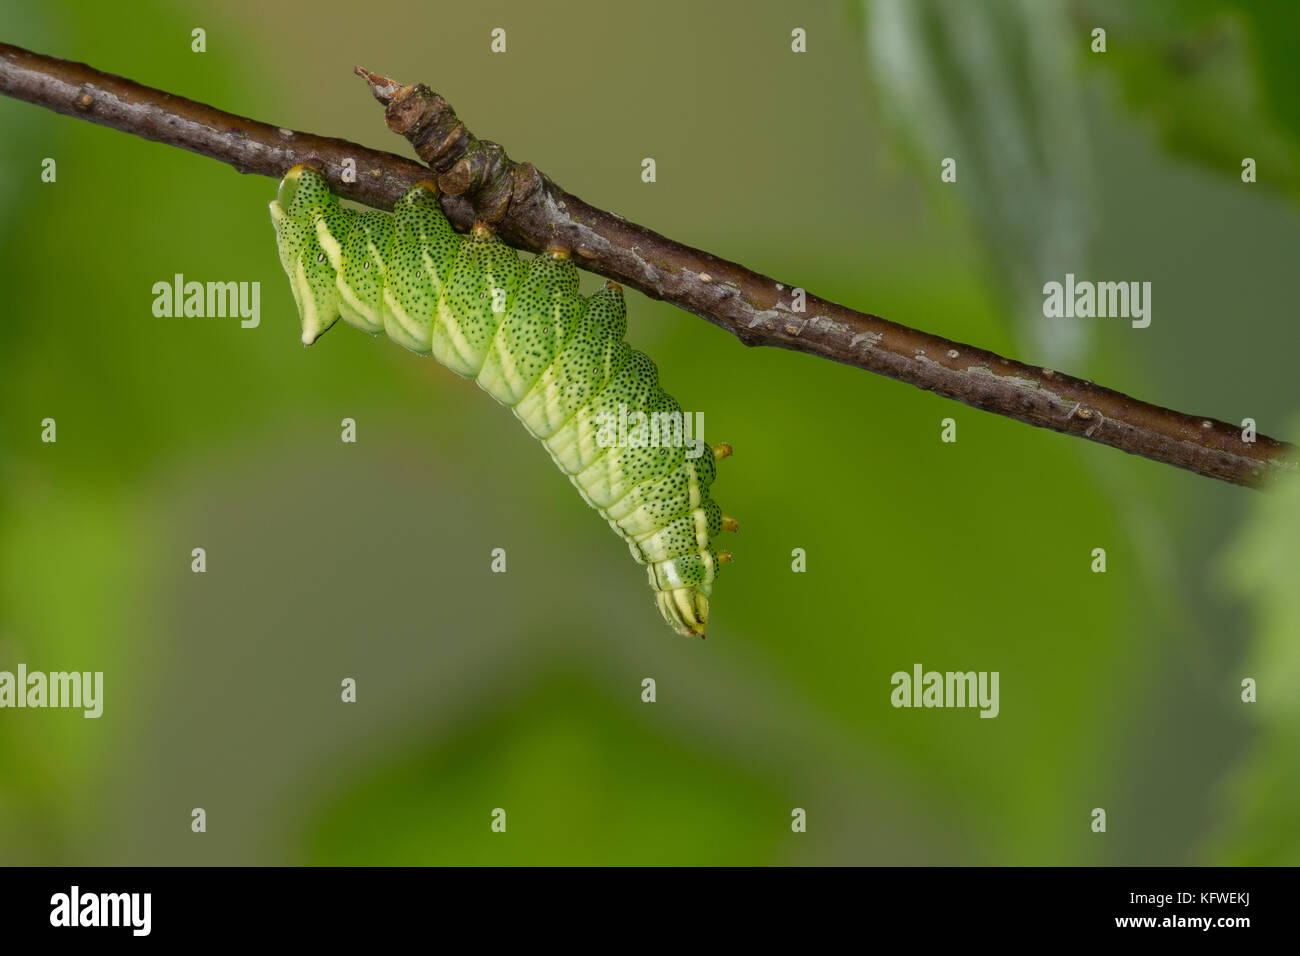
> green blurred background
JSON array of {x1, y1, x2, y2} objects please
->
[{"x1": 1, "y1": 0, "x2": 1297, "y2": 865}]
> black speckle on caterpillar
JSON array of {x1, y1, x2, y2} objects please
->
[{"x1": 269, "y1": 165, "x2": 734, "y2": 637}]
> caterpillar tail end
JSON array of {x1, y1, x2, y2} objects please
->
[
  {"x1": 656, "y1": 588, "x2": 710, "y2": 639},
  {"x1": 269, "y1": 164, "x2": 346, "y2": 348}
]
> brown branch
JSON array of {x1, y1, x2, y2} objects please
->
[{"x1": 1, "y1": 43, "x2": 1293, "y2": 489}]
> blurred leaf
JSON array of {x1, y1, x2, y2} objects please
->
[
  {"x1": 859, "y1": 0, "x2": 1098, "y2": 366},
  {"x1": 302, "y1": 674, "x2": 788, "y2": 865},
  {"x1": 1210, "y1": 418, "x2": 1300, "y2": 864},
  {"x1": 1075, "y1": 0, "x2": 1300, "y2": 201}
]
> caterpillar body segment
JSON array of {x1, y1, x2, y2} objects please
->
[{"x1": 270, "y1": 165, "x2": 731, "y2": 637}]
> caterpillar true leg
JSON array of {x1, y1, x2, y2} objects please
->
[{"x1": 270, "y1": 165, "x2": 732, "y2": 638}]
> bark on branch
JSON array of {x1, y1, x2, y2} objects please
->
[{"x1": 1, "y1": 43, "x2": 1293, "y2": 489}]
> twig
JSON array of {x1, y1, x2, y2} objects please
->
[{"x1": 1, "y1": 43, "x2": 1292, "y2": 489}]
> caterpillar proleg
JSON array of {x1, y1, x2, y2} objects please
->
[{"x1": 270, "y1": 165, "x2": 734, "y2": 637}]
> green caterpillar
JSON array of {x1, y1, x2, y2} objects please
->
[{"x1": 269, "y1": 165, "x2": 735, "y2": 638}]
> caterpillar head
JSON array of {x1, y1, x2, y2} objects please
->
[
  {"x1": 648, "y1": 449, "x2": 735, "y2": 639},
  {"x1": 656, "y1": 587, "x2": 711, "y2": 639}
]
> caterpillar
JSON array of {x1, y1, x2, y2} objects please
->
[{"x1": 269, "y1": 165, "x2": 735, "y2": 638}]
